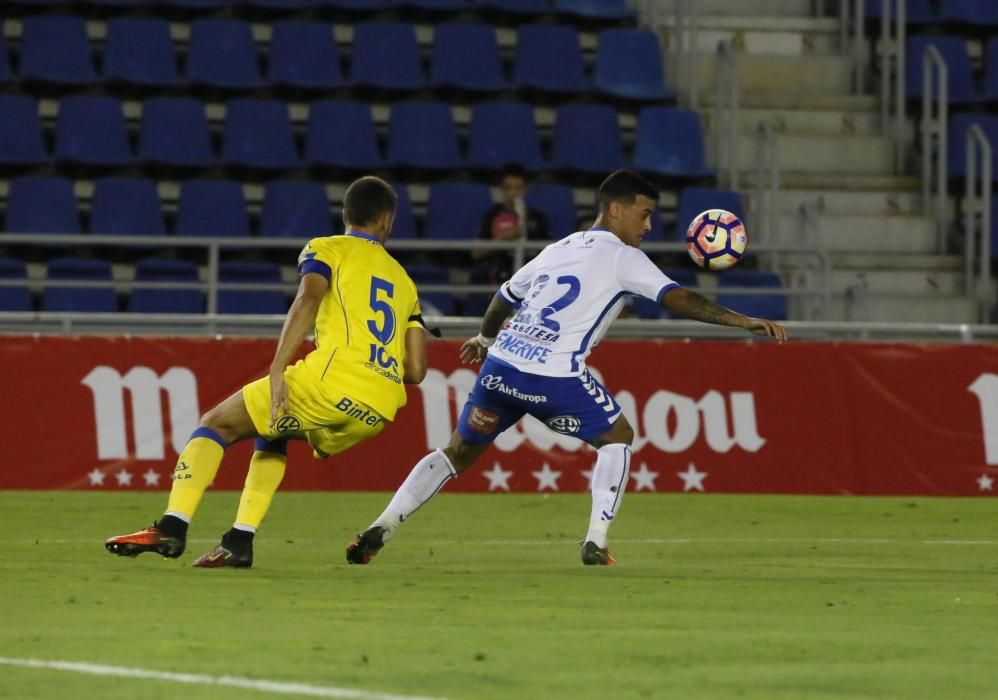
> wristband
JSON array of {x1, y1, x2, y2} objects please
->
[{"x1": 475, "y1": 333, "x2": 496, "y2": 347}]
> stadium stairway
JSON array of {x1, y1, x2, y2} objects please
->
[{"x1": 662, "y1": 0, "x2": 980, "y2": 322}]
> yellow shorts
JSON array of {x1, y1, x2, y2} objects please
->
[{"x1": 242, "y1": 361, "x2": 386, "y2": 459}]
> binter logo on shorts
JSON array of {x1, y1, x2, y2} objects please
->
[
  {"x1": 274, "y1": 415, "x2": 302, "y2": 433},
  {"x1": 479, "y1": 374, "x2": 548, "y2": 404}
]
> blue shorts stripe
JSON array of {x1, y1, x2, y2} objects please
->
[{"x1": 191, "y1": 426, "x2": 228, "y2": 448}]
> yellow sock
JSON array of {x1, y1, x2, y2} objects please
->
[
  {"x1": 165, "y1": 428, "x2": 228, "y2": 521},
  {"x1": 234, "y1": 439, "x2": 288, "y2": 530}
]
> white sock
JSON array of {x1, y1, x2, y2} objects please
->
[
  {"x1": 371, "y1": 449, "x2": 457, "y2": 537},
  {"x1": 232, "y1": 523, "x2": 256, "y2": 533},
  {"x1": 585, "y1": 444, "x2": 631, "y2": 549},
  {"x1": 164, "y1": 511, "x2": 190, "y2": 524}
]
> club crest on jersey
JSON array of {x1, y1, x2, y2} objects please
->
[
  {"x1": 546, "y1": 415, "x2": 581, "y2": 434},
  {"x1": 274, "y1": 415, "x2": 302, "y2": 433}
]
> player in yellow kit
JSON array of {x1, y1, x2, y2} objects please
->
[{"x1": 105, "y1": 176, "x2": 430, "y2": 568}]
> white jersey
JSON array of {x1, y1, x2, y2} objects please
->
[{"x1": 491, "y1": 228, "x2": 679, "y2": 377}]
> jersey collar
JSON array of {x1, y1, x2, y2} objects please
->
[
  {"x1": 584, "y1": 227, "x2": 623, "y2": 245},
  {"x1": 345, "y1": 230, "x2": 382, "y2": 245}
]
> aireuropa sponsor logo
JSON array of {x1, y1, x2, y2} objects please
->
[{"x1": 479, "y1": 374, "x2": 547, "y2": 404}]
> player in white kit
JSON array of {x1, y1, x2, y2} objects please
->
[{"x1": 347, "y1": 170, "x2": 788, "y2": 566}]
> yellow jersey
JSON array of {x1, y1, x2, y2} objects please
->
[{"x1": 296, "y1": 232, "x2": 422, "y2": 421}]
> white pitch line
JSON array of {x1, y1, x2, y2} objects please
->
[
  {"x1": 0, "y1": 657, "x2": 450, "y2": 700},
  {"x1": 16, "y1": 537, "x2": 998, "y2": 546}
]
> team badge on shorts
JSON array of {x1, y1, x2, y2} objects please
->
[
  {"x1": 546, "y1": 415, "x2": 581, "y2": 434},
  {"x1": 274, "y1": 415, "x2": 303, "y2": 433}
]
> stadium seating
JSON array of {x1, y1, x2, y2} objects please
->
[
  {"x1": 90, "y1": 178, "x2": 167, "y2": 236},
  {"x1": 630, "y1": 268, "x2": 696, "y2": 319},
  {"x1": 984, "y1": 38, "x2": 998, "y2": 103},
  {"x1": 482, "y1": 0, "x2": 547, "y2": 15},
  {"x1": 54, "y1": 96, "x2": 134, "y2": 168},
  {"x1": 425, "y1": 183, "x2": 493, "y2": 239},
  {"x1": 269, "y1": 21, "x2": 344, "y2": 91},
  {"x1": 351, "y1": 22, "x2": 426, "y2": 92},
  {"x1": 305, "y1": 100, "x2": 383, "y2": 170},
  {"x1": 676, "y1": 187, "x2": 746, "y2": 240},
  {"x1": 318, "y1": 0, "x2": 395, "y2": 9},
  {"x1": 404, "y1": 0, "x2": 467, "y2": 11},
  {"x1": 552, "y1": 104, "x2": 624, "y2": 174},
  {"x1": 633, "y1": 107, "x2": 712, "y2": 178},
  {"x1": 0, "y1": 96, "x2": 48, "y2": 168},
  {"x1": 160, "y1": 0, "x2": 232, "y2": 8},
  {"x1": 865, "y1": 0, "x2": 933, "y2": 22},
  {"x1": 717, "y1": 270, "x2": 788, "y2": 321},
  {"x1": 217, "y1": 262, "x2": 289, "y2": 314},
  {"x1": 466, "y1": 102, "x2": 543, "y2": 171},
  {"x1": 103, "y1": 18, "x2": 182, "y2": 88},
  {"x1": 129, "y1": 258, "x2": 204, "y2": 314},
  {"x1": 936, "y1": 0, "x2": 998, "y2": 25},
  {"x1": 390, "y1": 184, "x2": 417, "y2": 239},
  {"x1": 387, "y1": 101, "x2": 462, "y2": 171},
  {"x1": 187, "y1": 19, "x2": 263, "y2": 91},
  {"x1": 0, "y1": 259, "x2": 32, "y2": 312},
  {"x1": 176, "y1": 180, "x2": 251, "y2": 238},
  {"x1": 0, "y1": 34, "x2": 11, "y2": 84},
  {"x1": 42, "y1": 258, "x2": 117, "y2": 312},
  {"x1": 5, "y1": 176, "x2": 81, "y2": 234},
  {"x1": 244, "y1": 0, "x2": 316, "y2": 9},
  {"x1": 405, "y1": 263, "x2": 455, "y2": 315},
  {"x1": 595, "y1": 29, "x2": 672, "y2": 102},
  {"x1": 905, "y1": 35, "x2": 977, "y2": 103},
  {"x1": 555, "y1": 0, "x2": 636, "y2": 20},
  {"x1": 222, "y1": 99, "x2": 301, "y2": 171},
  {"x1": 947, "y1": 113, "x2": 998, "y2": 179},
  {"x1": 431, "y1": 24, "x2": 506, "y2": 93},
  {"x1": 524, "y1": 183, "x2": 578, "y2": 237},
  {"x1": 514, "y1": 25, "x2": 587, "y2": 95},
  {"x1": 259, "y1": 180, "x2": 334, "y2": 237},
  {"x1": 19, "y1": 15, "x2": 97, "y2": 87},
  {"x1": 139, "y1": 98, "x2": 217, "y2": 170}
]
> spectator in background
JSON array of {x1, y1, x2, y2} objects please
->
[{"x1": 474, "y1": 163, "x2": 550, "y2": 285}]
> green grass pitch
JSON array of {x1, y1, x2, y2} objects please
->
[{"x1": 1, "y1": 491, "x2": 995, "y2": 699}]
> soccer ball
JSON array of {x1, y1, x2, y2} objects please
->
[{"x1": 685, "y1": 209, "x2": 748, "y2": 271}]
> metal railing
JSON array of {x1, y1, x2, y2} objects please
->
[
  {"x1": 841, "y1": 0, "x2": 868, "y2": 94},
  {"x1": 921, "y1": 44, "x2": 949, "y2": 252},
  {"x1": 963, "y1": 124, "x2": 994, "y2": 322},
  {"x1": 879, "y1": 0, "x2": 907, "y2": 173},
  {"x1": 752, "y1": 121, "x2": 782, "y2": 255},
  {"x1": 667, "y1": 0, "x2": 701, "y2": 111},
  {"x1": 712, "y1": 39, "x2": 740, "y2": 190}
]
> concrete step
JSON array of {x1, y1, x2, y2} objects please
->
[
  {"x1": 700, "y1": 92, "x2": 879, "y2": 112},
  {"x1": 770, "y1": 189, "x2": 922, "y2": 215},
  {"x1": 740, "y1": 172, "x2": 921, "y2": 191},
  {"x1": 687, "y1": 53, "x2": 853, "y2": 96},
  {"x1": 828, "y1": 293, "x2": 979, "y2": 323},
  {"x1": 662, "y1": 17, "x2": 841, "y2": 55},
  {"x1": 703, "y1": 106, "x2": 883, "y2": 137},
  {"x1": 730, "y1": 132, "x2": 894, "y2": 174},
  {"x1": 653, "y1": 0, "x2": 817, "y2": 16},
  {"x1": 826, "y1": 252, "x2": 963, "y2": 271},
  {"x1": 829, "y1": 269, "x2": 965, "y2": 295},
  {"x1": 773, "y1": 213, "x2": 937, "y2": 253}
]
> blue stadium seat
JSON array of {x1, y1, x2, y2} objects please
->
[
  {"x1": 514, "y1": 25, "x2": 587, "y2": 95},
  {"x1": 404, "y1": 0, "x2": 466, "y2": 10},
  {"x1": 866, "y1": 0, "x2": 933, "y2": 22},
  {"x1": 905, "y1": 35, "x2": 976, "y2": 103},
  {"x1": 431, "y1": 24, "x2": 506, "y2": 93},
  {"x1": 187, "y1": 19, "x2": 263, "y2": 91},
  {"x1": 467, "y1": 102, "x2": 542, "y2": 171},
  {"x1": 5, "y1": 177, "x2": 80, "y2": 234},
  {"x1": 260, "y1": 180, "x2": 334, "y2": 237},
  {"x1": 43, "y1": 258, "x2": 117, "y2": 312},
  {"x1": 390, "y1": 183, "x2": 417, "y2": 239},
  {"x1": 0, "y1": 259, "x2": 32, "y2": 312},
  {"x1": 317, "y1": 0, "x2": 395, "y2": 9},
  {"x1": 937, "y1": 0, "x2": 998, "y2": 25},
  {"x1": 630, "y1": 268, "x2": 697, "y2": 319},
  {"x1": 554, "y1": 0, "x2": 636, "y2": 19},
  {"x1": 425, "y1": 183, "x2": 493, "y2": 239},
  {"x1": 0, "y1": 96, "x2": 47, "y2": 167},
  {"x1": 595, "y1": 29, "x2": 672, "y2": 102},
  {"x1": 405, "y1": 263, "x2": 455, "y2": 315},
  {"x1": 463, "y1": 263, "x2": 495, "y2": 317},
  {"x1": 306, "y1": 100, "x2": 383, "y2": 170},
  {"x1": 676, "y1": 187, "x2": 746, "y2": 241},
  {"x1": 717, "y1": 270, "x2": 788, "y2": 321},
  {"x1": 160, "y1": 0, "x2": 234, "y2": 10},
  {"x1": 351, "y1": 22, "x2": 426, "y2": 92},
  {"x1": 387, "y1": 101, "x2": 462, "y2": 171},
  {"x1": 129, "y1": 258, "x2": 204, "y2": 314},
  {"x1": 269, "y1": 21, "x2": 344, "y2": 91},
  {"x1": 551, "y1": 104, "x2": 623, "y2": 174},
  {"x1": 0, "y1": 33, "x2": 12, "y2": 84},
  {"x1": 176, "y1": 180, "x2": 250, "y2": 238},
  {"x1": 82, "y1": 0, "x2": 155, "y2": 6},
  {"x1": 139, "y1": 98, "x2": 216, "y2": 169},
  {"x1": 984, "y1": 37, "x2": 998, "y2": 103},
  {"x1": 20, "y1": 16, "x2": 97, "y2": 86},
  {"x1": 481, "y1": 0, "x2": 547, "y2": 15},
  {"x1": 525, "y1": 183, "x2": 577, "y2": 238},
  {"x1": 103, "y1": 18, "x2": 181, "y2": 88},
  {"x1": 243, "y1": 0, "x2": 316, "y2": 8},
  {"x1": 633, "y1": 107, "x2": 711, "y2": 178},
  {"x1": 947, "y1": 113, "x2": 998, "y2": 179},
  {"x1": 55, "y1": 96, "x2": 133, "y2": 168},
  {"x1": 222, "y1": 99, "x2": 301, "y2": 171},
  {"x1": 218, "y1": 262, "x2": 288, "y2": 315},
  {"x1": 90, "y1": 179, "x2": 166, "y2": 237}
]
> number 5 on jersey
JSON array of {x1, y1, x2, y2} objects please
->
[{"x1": 367, "y1": 276, "x2": 398, "y2": 371}]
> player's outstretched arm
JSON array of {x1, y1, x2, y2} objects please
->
[
  {"x1": 268, "y1": 273, "x2": 328, "y2": 426},
  {"x1": 662, "y1": 287, "x2": 788, "y2": 341},
  {"x1": 459, "y1": 293, "x2": 516, "y2": 364},
  {"x1": 402, "y1": 326, "x2": 427, "y2": 384}
]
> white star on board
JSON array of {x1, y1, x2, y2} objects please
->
[
  {"x1": 977, "y1": 474, "x2": 994, "y2": 492},
  {"x1": 581, "y1": 468, "x2": 594, "y2": 488},
  {"x1": 143, "y1": 469, "x2": 161, "y2": 487},
  {"x1": 631, "y1": 463, "x2": 659, "y2": 492},
  {"x1": 482, "y1": 462, "x2": 513, "y2": 492},
  {"x1": 677, "y1": 463, "x2": 708, "y2": 492},
  {"x1": 87, "y1": 469, "x2": 105, "y2": 487},
  {"x1": 115, "y1": 469, "x2": 133, "y2": 487},
  {"x1": 531, "y1": 463, "x2": 561, "y2": 491}
]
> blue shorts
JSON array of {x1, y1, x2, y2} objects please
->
[{"x1": 457, "y1": 357, "x2": 622, "y2": 444}]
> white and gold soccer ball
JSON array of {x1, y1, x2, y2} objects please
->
[{"x1": 685, "y1": 209, "x2": 748, "y2": 271}]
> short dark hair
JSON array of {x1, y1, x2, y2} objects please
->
[
  {"x1": 343, "y1": 176, "x2": 397, "y2": 228},
  {"x1": 597, "y1": 170, "x2": 659, "y2": 211},
  {"x1": 499, "y1": 162, "x2": 529, "y2": 183}
]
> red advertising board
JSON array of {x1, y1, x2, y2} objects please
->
[{"x1": 1, "y1": 335, "x2": 996, "y2": 496}]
